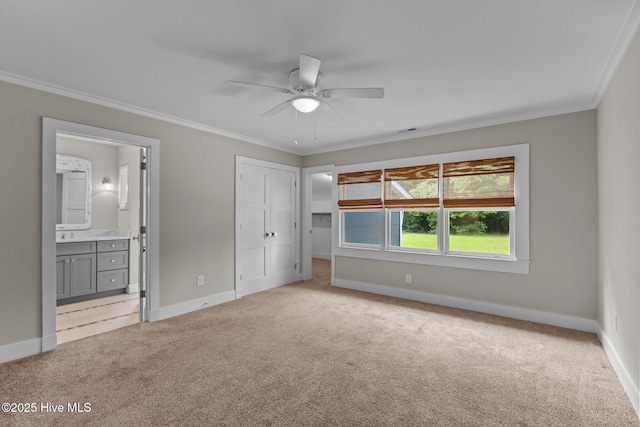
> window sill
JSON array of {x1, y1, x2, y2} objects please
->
[{"x1": 334, "y1": 246, "x2": 530, "y2": 274}]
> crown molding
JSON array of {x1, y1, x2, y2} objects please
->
[
  {"x1": 0, "y1": 71, "x2": 305, "y2": 156},
  {"x1": 300, "y1": 100, "x2": 597, "y2": 155},
  {"x1": 590, "y1": 0, "x2": 640, "y2": 105}
]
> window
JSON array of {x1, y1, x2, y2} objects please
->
[
  {"x1": 384, "y1": 164, "x2": 440, "y2": 252},
  {"x1": 338, "y1": 170, "x2": 383, "y2": 247},
  {"x1": 442, "y1": 157, "x2": 514, "y2": 208},
  {"x1": 447, "y1": 209, "x2": 511, "y2": 256},
  {"x1": 389, "y1": 209, "x2": 439, "y2": 251},
  {"x1": 335, "y1": 144, "x2": 529, "y2": 274},
  {"x1": 443, "y1": 157, "x2": 514, "y2": 258}
]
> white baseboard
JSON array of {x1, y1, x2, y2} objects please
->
[
  {"x1": 149, "y1": 290, "x2": 236, "y2": 322},
  {"x1": 597, "y1": 330, "x2": 640, "y2": 417},
  {"x1": 0, "y1": 338, "x2": 42, "y2": 364},
  {"x1": 333, "y1": 279, "x2": 599, "y2": 333},
  {"x1": 126, "y1": 283, "x2": 139, "y2": 294},
  {"x1": 41, "y1": 333, "x2": 57, "y2": 352},
  {"x1": 312, "y1": 252, "x2": 331, "y2": 260}
]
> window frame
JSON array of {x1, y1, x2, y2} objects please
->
[{"x1": 333, "y1": 143, "x2": 530, "y2": 275}]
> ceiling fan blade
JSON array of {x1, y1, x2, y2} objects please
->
[
  {"x1": 261, "y1": 100, "x2": 292, "y2": 118},
  {"x1": 321, "y1": 88, "x2": 385, "y2": 99},
  {"x1": 299, "y1": 54, "x2": 321, "y2": 87},
  {"x1": 225, "y1": 80, "x2": 293, "y2": 94},
  {"x1": 320, "y1": 100, "x2": 344, "y2": 122}
]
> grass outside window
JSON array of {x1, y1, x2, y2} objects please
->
[{"x1": 401, "y1": 232, "x2": 510, "y2": 255}]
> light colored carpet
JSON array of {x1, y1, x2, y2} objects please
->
[{"x1": 1, "y1": 259, "x2": 638, "y2": 426}]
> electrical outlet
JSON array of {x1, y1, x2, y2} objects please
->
[
  {"x1": 197, "y1": 275, "x2": 204, "y2": 286},
  {"x1": 405, "y1": 274, "x2": 412, "y2": 284}
]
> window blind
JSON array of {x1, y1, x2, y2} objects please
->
[
  {"x1": 442, "y1": 156, "x2": 515, "y2": 208},
  {"x1": 383, "y1": 164, "x2": 439, "y2": 208},
  {"x1": 337, "y1": 170, "x2": 383, "y2": 209}
]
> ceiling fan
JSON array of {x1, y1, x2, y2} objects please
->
[{"x1": 225, "y1": 54, "x2": 384, "y2": 121}]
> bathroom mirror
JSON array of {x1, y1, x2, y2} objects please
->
[{"x1": 56, "y1": 154, "x2": 92, "y2": 230}]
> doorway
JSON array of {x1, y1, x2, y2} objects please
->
[
  {"x1": 42, "y1": 118, "x2": 159, "y2": 351},
  {"x1": 301, "y1": 165, "x2": 335, "y2": 282}
]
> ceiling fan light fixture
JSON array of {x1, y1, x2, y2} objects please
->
[{"x1": 291, "y1": 96, "x2": 320, "y2": 113}]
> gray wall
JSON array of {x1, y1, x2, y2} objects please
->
[
  {"x1": 305, "y1": 111, "x2": 599, "y2": 320},
  {"x1": 0, "y1": 81, "x2": 301, "y2": 347},
  {"x1": 597, "y1": 31, "x2": 640, "y2": 393}
]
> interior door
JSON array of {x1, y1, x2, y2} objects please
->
[
  {"x1": 138, "y1": 148, "x2": 148, "y2": 321},
  {"x1": 269, "y1": 168, "x2": 297, "y2": 286},
  {"x1": 237, "y1": 160, "x2": 297, "y2": 297},
  {"x1": 238, "y1": 164, "x2": 271, "y2": 296}
]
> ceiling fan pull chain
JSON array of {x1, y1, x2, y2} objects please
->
[
  {"x1": 314, "y1": 109, "x2": 317, "y2": 140},
  {"x1": 294, "y1": 109, "x2": 299, "y2": 145}
]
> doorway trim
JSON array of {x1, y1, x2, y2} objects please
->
[
  {"x1": 301, "y1": 165, "x2": 335, "y2": 282},
  {"x1": 42, "y1": 118, "x2": 160, "y2": 352}
]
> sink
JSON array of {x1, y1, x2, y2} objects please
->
[{"x1": 56, "y1": 229, "x2": 130, "y2": 243}]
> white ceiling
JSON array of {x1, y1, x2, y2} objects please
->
[{"x1": 1, "y1": 1, "x2": 639, "y2": 155}]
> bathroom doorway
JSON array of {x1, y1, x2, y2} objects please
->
[{"x1": 42, "y1": 119, "x2": 159, "y2": 350}]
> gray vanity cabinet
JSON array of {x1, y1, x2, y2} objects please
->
[
  {"x1": 69, "y1": 253, "x2": 97, "y2": 297},
  {"x1": 96, "y1": 240, "x2": 129, "y2": 292},
  {"x1": 56, "y1": 239, "x2": 128, "y2": 302},
  {"x1": 56, "y1": 252, "x2": 97, "y2": 299}
]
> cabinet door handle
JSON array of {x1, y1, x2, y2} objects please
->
[
  {"x1": 71, "y1": 259, "x2": 76, "y2": 263},
  {"x1": 111, "y1": 244, "x2": 116, "y2": 248},
  {"x1": 111, "y1": 278, "x2": 115, "y2": 282},
  {"x1": 65, "y1": 259, "x2": 70, "y2": 264},
  {"x1": 111, "y1": 259, "x2": 116, "y2": 263}
]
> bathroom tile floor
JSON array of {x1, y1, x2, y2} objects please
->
[{"x1": 56, "y1": 293, "x2": 140, "y2": 344}]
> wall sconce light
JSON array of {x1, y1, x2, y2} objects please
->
[{"x1": 102, "y1": 176, "x2": 114, "y2": 190}]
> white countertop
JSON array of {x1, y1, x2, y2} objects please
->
[{"x1": 56, "y1": 229, "x2": 130, "y2": 243}]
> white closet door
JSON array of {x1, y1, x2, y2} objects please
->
[
  {"x1": 236, "y1": 159, "x2": 298, "y2": 298},
  {"x1": 238, "y1": 164, "x2": 271, "y2": 296},
  {"x1": 269, "y1": 168, "x2": 296, "y2": 287}
]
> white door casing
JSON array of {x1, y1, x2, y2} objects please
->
[
  {"x1": 301, "y1": 165, "x2": 335, "y2": 281},
  {"x1": 42, "y1": 118, "x2": 160, "y2": 353},
  {"x1": 138, "y1": 148, "x2": 149, "y2": 321},
  {"x1": 236, "y1": 157, "x2": 299, "y2": 298}
]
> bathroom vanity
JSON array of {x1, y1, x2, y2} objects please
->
[
  {"x1": 56, "y1": 233, "x2": 130, "y2": 305},
  {"x1": 54, "y1": 154, "x2": 132, "y2": 305}
]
